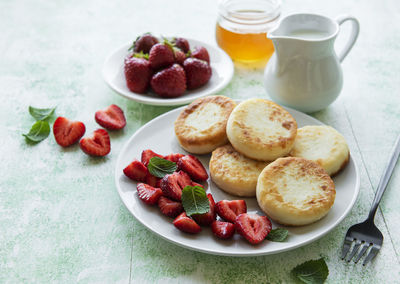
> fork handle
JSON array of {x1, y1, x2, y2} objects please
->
[{"x1": 368, "y1": 134, "x2": 400, "y2": 221}]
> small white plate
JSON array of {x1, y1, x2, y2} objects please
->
[
  {"x1": 103, "y1": 38, "x2": 234, "y2": 106},
  {"x1": 115, "y1": 106, "x2": 360, "y2": 256}
]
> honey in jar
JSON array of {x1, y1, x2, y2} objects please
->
[{"x1": 216, "y1": 0, "x2": 281, "y2": 66}]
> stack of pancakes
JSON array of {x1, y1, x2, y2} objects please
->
[{"x1": 174, "y1": 96, "x2": 349, "y2": 226}]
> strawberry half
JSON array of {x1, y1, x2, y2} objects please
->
[
  {"x1": 123, "y1": 159, "x2": 147, "y2": 182},
  {"x1": 95, "y1": 104, "x2": 126, "y2": 130},
  {"x1": 160, "y1": 170, "x2": 192, "y2": 201},
  {"x1": 178, "y1": 155, "x2": 208, "y2": 182},
  {"x1": 192, "y1": 193, "x2": 216, "y2": 226},
  {"x1": 183, "y1": 58, "x2": 212, "y2": 90},
  {"x1": 158, "y1": 196, "x2": 183, "y2": 218},
  {"x1": 215, "y1": 200, "x2": 247, "y2": 223},
  {"x1": 136, "y1": 183, "x2": 163, "y2": 205},
  {"x1": 124, "y1": 56, "x2": 152, "y2": 94},
  {"x1": 79, "y1": 129, "x2": 111, "y2": 157},
  {"x1": 192, "y1": 46, "x2": 210, "y2": 63},
  {"x1": 148, "y1": 43, "x2": 175, "y2": 70},
  {"x1": 235, "y1": 213, "x2": 272, "y2": 245},
  {"x1": 150, "y1": 64, "x2": 187, "y2": 98},
  {"x1": 141, "y1": 149, "x2": 163, "y2": 166},
  {"x1": 53, "y1": 117, "x2": 85, "y2": 147},
  {"x1": 173, "y1": 212, "x2": 201, "y2": 234},
  {"x1": 163, "y1": 153, "x2": 185, "y2": 163},
  {"x1": 211, "y1": 221, "x2": 235, "y2": 239}
]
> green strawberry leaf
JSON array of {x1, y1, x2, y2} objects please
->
[
  {"x1": 266, "y1": 228, "x2": 289, "y2": 242},
  {"x1": 291, "y1": 258, "x2": 329, "y2": 284},
  {"x1": 29, "y1": 106, "x2": 56, "y2": 121},
  {"x1": 181, "y1": 186, "x2": 209, "y2": 216},
  {"x1": 23, "y1": 120, "x2": 50, "y2": 143},
  {"x1": 147, "y1": 156, "x2": 177, "y2": 178}
]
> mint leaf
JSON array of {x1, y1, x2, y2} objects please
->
[
  {"x1": 266, "y1": 228, "x2": 289, "y2": 242},
  {"x1": 181, "y1": 186, "x2": 209, "y2": 216},
  {"x1": 23, "y1": 120, "x2": 50, "y2": 143},
  {"x1": 147, "y1": 156, "x2": 177, "y2": 178},
  {"x1": 29, "y1": 106, "x2": 56, "y2": 121},
  {"x1": 291, "y1": 258, "x2": 329, "y2": 284}
]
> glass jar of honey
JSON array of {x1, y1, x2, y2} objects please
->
[{"x1": 216, "y1": 0, "x2": 281, "y2": 66}]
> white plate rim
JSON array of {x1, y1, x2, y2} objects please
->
[
  {"x1": 102, "y1": 38, "x2": 234, "y2": 106},
  {"x1": 114, "y1": 105, "x2": 360, "y2": 256}
]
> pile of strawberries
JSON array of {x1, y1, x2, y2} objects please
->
[
  {"x1": 124, "y1": 33, "x2": 212, "y2": 98},
  {"x1": 124, "y1": 149, "x2": 273, "y2": 244},
  {"x1": 53, "y1": 104, "x2": 126, "y2": 156}
]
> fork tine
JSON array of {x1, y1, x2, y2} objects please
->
[
  {"x1": 363, "y1": 245, "x2": 380, "y2": 266},
  {"x1": 346, "y1": 240, "x2": 361, "y2": 262},
  {"x1": 354, "y1": 242, "x2": 369, "y2": 263},
  {"x1": 341, "y1": 237, "x2": 353, "y2": 259}
]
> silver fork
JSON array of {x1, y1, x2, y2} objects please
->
[{"x1": 341, "y1": 134, "x2": 400, "y2": 265}]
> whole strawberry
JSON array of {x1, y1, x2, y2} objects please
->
[
  {"x1": 151, "y1": 64, "x2": 187, "y2": 97},
  {"x1": 131, "y1": 33, "x2": 159, "y2": 53},
  {"x1": 174, "y1": 48, "x2": 186, "y2": 65},
  {"x1": 192, "y1": 46, "x2": 210, "y2": 64},
  {"x1": 173, "y1": 37, "x2": 190, "y2": 53},
  {"x1": 149, "y1": 43, "x2": 175, "y2": 70},
  {"x1": 124, "y1": 56, "x2": 152, "y2": 93},
  {"x1": 183, "y1": 58, "x2": 212, "y2": 89}
]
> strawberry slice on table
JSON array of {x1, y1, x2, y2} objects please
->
[
  {"x1": 215, "y1": 200, "x2": 247, "y2": 223},
  {"x1": 150, "y1": 64, "x2": 187, "y2": 98},
  {"x1": 160, "y1": 170, "x2": 192, "y2": 201},
  {"x1": 123, "y1": 159, "x2": 147, "y2": 182},
  {"x1": 163, "y1": 153, "x2": 185, "y2": 163},
  {"x1": 136, "y1": 183, "x2": 163, "y2": 205},
  {"x1": 235, "y1": 213, "x2": 272, "y2": 245},
  {"x1": 158, "y1": 196, "x2": 183, "y2": 218},
  {"x1": 148, "y1": 43, "x2": 175, "y2": 70},
  {"x1": 124, "y1": 56, "x2": 153, "y2": 94},
  {"x1": 192, "y1": 46, "x2": 210, "y2": 63},
  {"x1": 192, "y1": 193, "x2": 216, "y2": 226},
  {"x1": 211, "y1": 221, "x2": 235, "y2": 239},
  {"x1": 79, "y1": 129, "x2": 110, "y2": 157},
  {"x1": 53, "y1": 117, "x2": 85, "y2": 147},
  {"x1": 95, "y1": 104, "x2": 126, "y2": 130},
  {"x1": 173, "y1": 212, "x2": 201, "y2": 234},
  {"x1": 178, "y1": 155, "x2": 208, "y2": 182},
  {"x1": 183, "y1": 58, "x2": 212, "y2": 90},
  {"x1": 141, "y1": 149, "x2": 163, "y2": 166}
]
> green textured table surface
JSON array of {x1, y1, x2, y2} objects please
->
[{"x1": 1, "y1": 0, "x2": 400, "y2": 283}]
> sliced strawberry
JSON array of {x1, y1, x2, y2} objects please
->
[
  {"x1": 53, "y1": 117, "x2": 85, "y2": 147},
  {"x1": 173, "y1": 212, "x2": 201, "y2": 234},
  {"x1": 178, "y1": 155, "x2": 208, "y2": 182},
  {"x1": 79, "y1": 129, "x2": 110, "y2": 156},
  {"x1": 123, "y1": 159, "x2": 147, "y2": 182},
  {"x1": 136, "y1": 183, "x2": 163, "y2": 205},
  {"x1": 141, "y1": 149, "x2": 163, "y2": 166},
  {"x1": 145, "y1": 173, "x2": 161, "y2": 187},
  {"x1": 95, "y1": 104, "x2": 126, "y2": 130},
  {"x1": 235, "y1": 213, "x2": 272, "y2": 245},
  {"x1": 215, "y1": 200, "x2": 247, "y2": 223},
  {"x1": 158, "y1": 196, "x2": 183, "y2": 218},
  {"x1": 163, "y1": 153, "x2": 185, "y2": 163},
  {"x1": 191, "y1": 182, "x2": 204, "y2": 188},
  {"x1": 192, "y1": 193, "x2": 216, "y2": 226},
  {"x1": 211, "y1": 221, "x2": 235, "y2": 239},
  {"x1": 160, "y1": 170, "x2": 192, "y2": 201}
]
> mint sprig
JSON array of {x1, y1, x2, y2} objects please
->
[
  {"x1": 23, "y1": 120, "x2": 50, "y2": 143},
  {"x1": 147, "y1": 156, "x2": 177, "y2": 178},
  {"x1": 266, "y1": 228, "x2": 289, "y2": 242},
  {"x1": 181, "y1": 185, "x2": 209, "y2": 216},
  {"x1": 291, "y1": 258, "x2": 329, "y2": 284},
  {"x1": 29, "y1": 106, "x2": 56, "y2": 121}
]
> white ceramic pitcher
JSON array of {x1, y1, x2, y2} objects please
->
[{"x1": 264, "y1": 13, "x2": 360, "y2": 112}]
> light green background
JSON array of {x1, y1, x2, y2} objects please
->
[{"x1": 1, "y1": 0, "x2": 399, "y2": 283}]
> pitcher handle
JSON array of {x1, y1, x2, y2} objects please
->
[{"x1": 335, "y1": 15, "x2": 360, "y2": 62}]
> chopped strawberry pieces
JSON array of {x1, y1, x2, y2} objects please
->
[
  {"x1": 79, "y1": 129, "x2": 110, "y2": 156},
  {"x1": 211, "y1": 221, "x2": 235, "y2": 239},
  {"x1": 95, "y1": 104, "x2": 126, "y2": 130},
  {"x1": 136, "y1": 183, "x2": 163, "y2": 205},
  {"x1": 173, "y1": 212, "x2": 201, "y2": 234},
  {"x1": 145, "y1": 173, "x2": 161, "y2": 187},
  {"x1": 141, "y1": 149, "x2": 163, "y2": 166},
  {"x1": 192, "y1": 193, "x2": 216, "y2": 226},
  {"x1": 53, "y1": 117, "x2": 85, "y2": 147},
  {"x1": 163, "y1": 153, "x2": 185, "y2": 163},
  {"x1": 178, "y1": 155, "x2": 208, "y2": 182},
  {"x1": 235, "y1": 213, "x2": 271, "y2": 245},
  {"x1": 191, "y1": 182, "x2": 204, "y2": 188},
  {"x1": 123, "y1": 159, "x2": 147, "y2": 182},
  {"x1": 158, "y1": 196, "x2": 183, "y2": 218},
  {"x1": 215, "y1": 200, "x2": 247, "y2": 223},
  {"x1": 160, "y1": 170, "x2": 192, "y2": 201}
]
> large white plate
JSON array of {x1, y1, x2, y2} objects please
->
[
  {"x1": 103, "y1": 38, "x2": 234, "y2": 106},
  {"x1": 115, "y1": 106, "x2": 360, "y2": 256}
]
